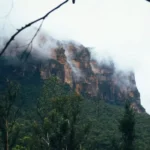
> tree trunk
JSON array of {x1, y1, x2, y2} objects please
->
[{"x1": 4, "y1": 120, "x2": 9, "y2": 150}]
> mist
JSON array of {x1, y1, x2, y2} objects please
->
[{"x1": 0, "y1": 0, "x2": 150, "y2": 113}]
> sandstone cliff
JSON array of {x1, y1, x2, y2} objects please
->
[{"x1": 0, "y1": 41, "x2": 145, "y2": 112}]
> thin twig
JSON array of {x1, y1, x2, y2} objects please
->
[
  {"x1": 20, "y1": 20, "x2": 44, "y2": 61},
  {"x1": 28, "y1": 20, "x2": 44, "y2": 49},
  {"x1": 0, "y1": 0, "x2": 69, "y2": 56},
  {"x1": 0, "y1": 0, "x2": 14, "y2": 19}
]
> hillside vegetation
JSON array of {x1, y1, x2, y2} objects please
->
[{"x1": 0, "y1": 76, "x2": 150, "y2": 150}]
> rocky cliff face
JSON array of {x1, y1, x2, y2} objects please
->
[{"x1": 0, "y1": 41, "x2": 145, "y2": 112}]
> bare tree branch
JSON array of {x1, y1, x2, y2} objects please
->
[
  {"x1": 72, "y1": 0, "x2": 76, "y2": 4},
  {"x1": 0, "y1": 0, "x2": 69, "y2": 56},
  {"x1": 20, "y1": 20, "x2": 44, "y2": 61}
]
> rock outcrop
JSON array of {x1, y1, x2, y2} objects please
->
[{"x1": 0, "y1": 41, "x2": 145, "y2": 112}]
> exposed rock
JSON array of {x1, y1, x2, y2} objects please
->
[{"x1": 0, "y1": 42, "x2": 145, "y2": 112}]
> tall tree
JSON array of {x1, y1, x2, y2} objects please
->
[
  {"x1": 119, "y1": 100, "x2": 135, "y2": 150},
  {"x1": 0, "y1": 81, "x2": 21, "y2": 150},
  {"x1": 27, "y1": 78, "x2": 90, "y2": 150}
]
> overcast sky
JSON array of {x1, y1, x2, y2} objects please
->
[{"x1": 0, "y1": 0, "x2": 150, "y2": 113}]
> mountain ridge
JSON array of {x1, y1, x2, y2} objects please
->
[{"x1": 0, "y1": 39, "x2": 145, "y2": 112}]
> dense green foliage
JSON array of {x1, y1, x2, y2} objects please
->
[
  {"x1": 0, "y1": 81, "x2": 21, "y2": 150},
  {"x1": 119, "y1": 101, "x2": 135, "y2": 150},
  {"x1": 0, "y1": 76, "x2": 150, "y2": 150}
]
